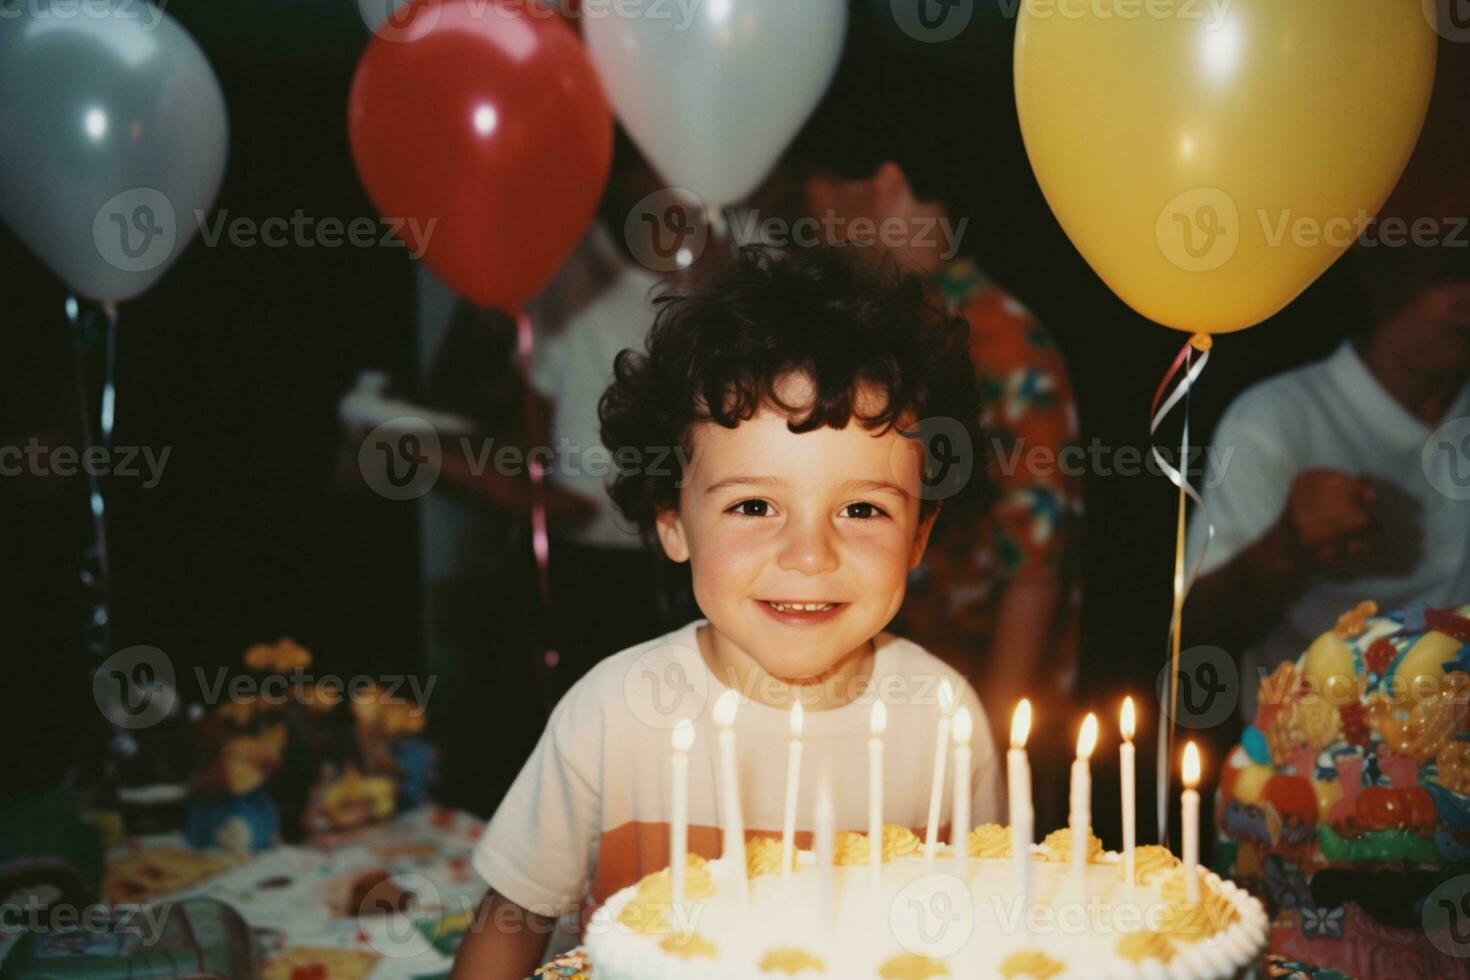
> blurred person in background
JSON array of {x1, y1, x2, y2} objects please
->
[
  {"x1": 773, "y1": 21, "x2": 1083, "y2": 815},
  {"x1": 1184, "y1": 243, "x2": 1470, "y2": 719}
]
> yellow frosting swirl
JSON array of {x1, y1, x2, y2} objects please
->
[
  {"x1": 997, "y1": 949, "x2": 1064, "y2": 978},
  {"x1": 832, "y1": 827, "x2": 922, "y2": 865},
  {"x1": 657, "y1": 932, "x2": 717, "y2": 959},
  {"x1": 758, "y1": 947, "x2": 826, "y2": 974},
  {"x1": 746, "y1": 837, "x2": 795, "y2": 878},
  {"x1": 1156, "y1": 869, "x2": 1239, "y2": 937},
  {"x1": 967, "y1": 823, "x2": 1012, "y2": 858},
  {"x1": 882, "y1": 825, "x2": 922, "y2": 860},
  {"x1": 1117, "y1": 930, "x2": 1176, "y2": 963},
  {"x1": 616, "y1": 855, "x2": 715, "y2": 933},
  {"x1": 1128, "y1": 844, "x2": 1180, "y2": 884},
  {"x1": 1039, "y1": 827, "x2": 1103, "y2": 863},
  {"x1": 833, "y1": 831, "x2": 871, "y2": 866},
  {"x1": 877, "y1": 953, "x2": 949, "y2": 979}
]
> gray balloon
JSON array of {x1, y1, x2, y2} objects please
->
[{"x1": 0, "y1": 0, "x2": 228, "y2": 302}]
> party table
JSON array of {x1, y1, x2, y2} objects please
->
[{"x1": 16, "y1": 807, "x2": 491, "y2": 980}]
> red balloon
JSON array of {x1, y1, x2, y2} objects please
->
[{"x1": 349, "y1": 0, "x2": 611, "y2": 310}]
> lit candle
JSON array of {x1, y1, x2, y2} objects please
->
[
  {"x1": 1070, "y1": 713, "x2": 1098, "y2": 887},
  {"x1": 1182, "y1": 741, "x2": 1201, "y2": 903},
  {"x1": 1120, "y1": 697, "x2": 1137, "y2": 895},
  {"x1": 815, "y1": 773, "x2": 835, "y2": 934},
  {"x1": 781, "y1": 701, "x2": 803, "y2": 883},
  {"x1": 1008, "y1": 700, "x2": 1033, "y2": 905},
  {"x1": 924, "y1": 679, "x2": 955, "y2": 861},
  {"x1": 670, "y1": 719, "x2": 693, "y2": 908},
  {"x1": 869, "y1": 700, "x2": 887, "y2": 892},
  {"x1": 951, "y1": 707, "x2": 973, "y2": 877},
  {"x1": 713, "y1": 690, "x2": 749, "y2": 910}
]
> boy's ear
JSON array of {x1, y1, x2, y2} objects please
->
[
  {"x1": 908, "y1": 503, "x2": 941, "y2": 571},
  {"x1": 655, "y1": 508, "x2": 691, "y2": 564}
]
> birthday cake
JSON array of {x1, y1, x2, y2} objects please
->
[
  {"x1": 584, "y1": 828, "x2": 1267, "y2": 978},
  {"x1": 1217, "y1": 600, "x2": 1470, "y2": 978}
]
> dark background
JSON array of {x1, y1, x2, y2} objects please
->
[{"x1": 3, "y1": 0, "x2": 1467, "y2": 847}]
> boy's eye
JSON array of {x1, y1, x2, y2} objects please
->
[
  {"x1": 843, "y1": 502, "x2": 888, "y2": 520},
  {"x1": 728, "y1": 499, "x2": 771, "y2": 518}
]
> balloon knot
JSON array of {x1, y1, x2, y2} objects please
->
[{"x1": 1189, "y1": 333, "x2": 1213, "y2": 352}]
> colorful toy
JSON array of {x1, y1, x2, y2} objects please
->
[{"x1": 1217, "y1": 599, "x2": 1470, "y2": 978}]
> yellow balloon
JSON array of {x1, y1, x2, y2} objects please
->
[{"x1": 1014, "y1": 0, "x2": 1436, "y2": 334}]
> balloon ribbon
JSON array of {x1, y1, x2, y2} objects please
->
[
  {"x1": 516, "y1": 307, "x2": 557, "y2": 713},
  {"x1": 1150, "y1": 333, "x2": 1214, "y2": 847},
  {"x1": 66, "y1": 295, "x2": 119, "y2": 663}
]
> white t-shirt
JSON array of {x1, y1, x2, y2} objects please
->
[
  {"x1": 530, "y1": 226, "x2": 661, "y2": 550},
  {"x1": 1186, "y1": 342, "x2": 1470, "y2": 715},
  {"x1": 473, "y1": 618, "x2": 1003, "y2": 948}
]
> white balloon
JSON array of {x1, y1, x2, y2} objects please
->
[
  {"x1": 0, "y1": 0, "x2": 228, "y2": 302},
  {"x1": 584, "y1": 0, "x2": 846, "y2": 211}
]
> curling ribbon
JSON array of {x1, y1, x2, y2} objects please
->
[
  {"x1": 516, "y1": 307, "x2": 558, "y2": 712},
  {"x1": 1150, "y1": 332, "x2": 1215, "y2": 846},
  {"x1": 67, "y1": 295, "x2": 119, "y2": 664}
]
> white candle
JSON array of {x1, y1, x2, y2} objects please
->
[
  {"x1": 781, "y1": 701, "x2": 804, "y2": 882},
  {"x1": 951, "y1": 707, "x2": 973, "y2": 877},
  {"x1": 1182, "y1": 741, "x2": 1201, "y2": 903},
  {"x1": 869, "y1": 700, "x2": 887, "y2": 893},
  {"x1": 1070, "y1": 713, "x2": 1098, "y2": 888},
  {"x1": 670, "y1": 720, "x2": 693, "y2": 908},
  {"x1": 714, "y1": 690, "x2": 749, "y2": 911},
  {"x1": 924, "y1": 679, "x2": 955, "y2": 861},
  {"x1": 815, "y1": 773, "x2": 835, "y2": 934},
  {"x1": 1120, "y1": 697, "x2": 1137, "y2": 895},
  {"x1": 1008, "y1": 699, "x2": 1033, "y2": 905}
]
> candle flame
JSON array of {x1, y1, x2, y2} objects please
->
[
  {"x1": 1121, "y1": 696, "x2": 1136, "y2": 742},
  {"x1": 790, "y1": 700, "x2": 804, "y2": 737},
  {"x1": 939, "y1": 678, "x2": 955, "y2": 715},
  {"x1": 714, "y1": 689, "x2": 739, "y2": 728},
  {"x1": 1076, "y1": 713, "x2": 1098, "y2": 760},
  {"x1": 1183, "y1": 741, "x2": 1201, "y2": 788},
  {"x1": 672, "y1": 718, "x2": 694, "y2": 752},
  {"x1": 871, "y1": 699, "x2": 888, "y2": 736},
  {"x1": 952, "y1": 707, "x2": 973, "y2": 745},
  {"x1": 1010, "y1": 699, "x2": 1031, "y2": 749}
]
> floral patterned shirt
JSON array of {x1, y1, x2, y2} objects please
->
[{"x1": 892, "y1": 258, "x2": 1083, "y2": 692}]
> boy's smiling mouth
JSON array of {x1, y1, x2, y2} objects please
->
[{"x1": 757, "y1": 599, "x2": 849, "y2": 623}]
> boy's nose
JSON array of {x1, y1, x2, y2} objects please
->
[{"x1": 775, "y1": 518, "x2": 839, "y2": 575}]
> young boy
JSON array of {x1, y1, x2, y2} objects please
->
[{"x1": 452, "y1": 245, "x2": 1003, "y2": 979}]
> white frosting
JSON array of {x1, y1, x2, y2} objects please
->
[{"x1": 585, "y1": 848, "x2": 1267, "y2": 979}]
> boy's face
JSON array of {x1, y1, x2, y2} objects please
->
[{"x1": 655, "y1": 374, "x2": 938, "y2": 682}]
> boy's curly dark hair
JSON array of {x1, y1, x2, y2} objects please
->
[{"x1": 598, "y1": 244, "x2": 989, "y2": 542}]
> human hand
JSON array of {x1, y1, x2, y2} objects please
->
[{"x1": 1280, "y1": 468, "x2": 1376, "y2": 570}]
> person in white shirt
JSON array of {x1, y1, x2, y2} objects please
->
[
  {"x1": 450, "y1": 244, "x2": 1003, "y2": 980},
  {"x1": 1184, "y1": 275, "x2": 1470, "y2": 718}
]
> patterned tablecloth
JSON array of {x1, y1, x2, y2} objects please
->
[{"x1": 97, "y1": 806, "x2": 490, "y2": 980}]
